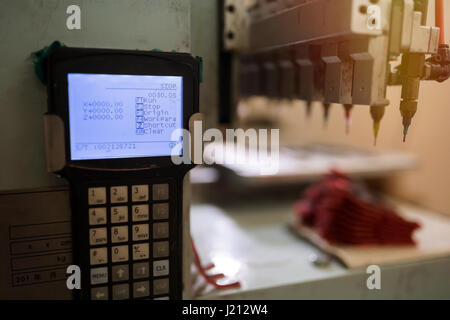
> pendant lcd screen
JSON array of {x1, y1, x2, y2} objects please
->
[{"x1": 67, "y1": 73, "x2": 183, "y2": 160}]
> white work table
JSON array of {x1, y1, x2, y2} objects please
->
[{"x1": 191, "y1": 199, "x2": 450, "y2": 300}]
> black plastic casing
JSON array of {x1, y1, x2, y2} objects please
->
[{"x1": 46, "y1": 47, "x2": 199, "y2": 300}]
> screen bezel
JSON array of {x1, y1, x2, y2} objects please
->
[{"x1": 48, "y1": 48, "x2": 197, "y2": 170}]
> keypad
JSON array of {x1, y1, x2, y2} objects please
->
[{"x1": 87, "y1": 183, "x2": 171, "y2": 299}]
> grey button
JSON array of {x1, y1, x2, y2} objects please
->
[
  {"x1": 133, "y1": 262, "x2": 149, "y2": 279},
  {"x1": 153, "y1": 241, "x2": 169, "y2": 258},
  {"x1": 133, "y1": 281, "x2": 150, "y2": 298},
  {"x1": 153, "y1": 278, "x2": 169, "y2": 295},
  {"x1": 90, "y1": 267, "x2": 108, "y2": 285},
  {"x1": 153, "y1": 222, "x2": 169, "y2": 239},
  {"x1": 153, "y1": 184, "x2": 169, "y2": 200},
  {"x1": 112, "y1": 283, "x2": 129, "y2": 300},
  {"x1": 153, "y1": 203, "x2": 169, "y2": 220},
  {"x1": 153, "y1": 260, "x2": 169, "y2": 277},
  {"x1": 112, "y1": 264, "x2": 129, "y2": 282},
  {"x1": 91, "y1": 286, "x2": 108, "y2": 300}
]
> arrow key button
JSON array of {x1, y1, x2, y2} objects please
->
[
  {"x1": 133, "y1": 281, "x2": 150, "y2": 298},
  {"x1": 91, "y1": 287, "x2": 108, "y2": 300}
]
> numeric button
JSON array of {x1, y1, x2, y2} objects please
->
[
  {"x1": 89, "y1": 207, "x2": 107, "y2": 225},
  {"x1": 132, "y1": 185, "x2": 149, "y2": 202},
  {"x1": 132, "y1": 224, "x2": 149, "y2": 241},
  {"x1": 111, "y1": 206, "x2": 128, "y2": 224},
  {"x1": 111, "y1": 226, "x2": 128, "y2": 243},
  {"x1": 90, "y1": 247, "x2": 107, "y2": 265},
  {"x1": 88, "y1": 187, "x2": 106, "y2": 205},
  {"x1": 110, "y1": 186, "x2": 128, "y2": 203},
  {"x1": 111, "y1": 245, "x2": 129, "y2": 263},
  {"x1": 89, "y1": 228, "x2": 107, "y2": 246},
  {"x1": 132, "y1": 205, "x2": 149, "y2": 222}
]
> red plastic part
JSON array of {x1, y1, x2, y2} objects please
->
[
  {"x1": 293, "y1": 171, "x2": 420, "y2": 246},
  {"x1": 191, "y1": 237, "x2": 241, "y2": 290}
]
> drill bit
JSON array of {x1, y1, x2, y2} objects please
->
[
  {"x1": 400, "y1": 100, "x2": 417, "y2": 143},
  {"x1": 370, "y1": 106, "x2": 386, "y2": 146},
  {"x1": 322, "y1": 103, "x2": 331, "y2": 128},
  {"x1": 343, "y1": 104, "x2": 353, "y2": 135}
]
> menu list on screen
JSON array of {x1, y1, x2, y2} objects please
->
[{"x1": 67, "y1": 73, "x2": 183, "y2": 160}]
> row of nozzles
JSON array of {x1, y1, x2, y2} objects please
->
[
  {"x1": 238, "y1": 47, "x2": 421, "y2": 145},
  {"x1": 238, "y1": 48, "x2": 387, "y2": 145}
]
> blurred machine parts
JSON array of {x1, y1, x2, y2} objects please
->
[{"x1": 223, "y1": 0, "x2": 449, "y2": 143}]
